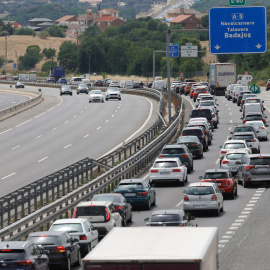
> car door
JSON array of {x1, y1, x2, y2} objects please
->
[
  {"x1": 85, "y1": 221, "x2": 99, "y2": 248},
  {"x1": 145, "y1": 180, "x2": 155, "y2": 203},
  {"x1": 215, "y1": 185, "x2": 223, "y2": 209},
  {"x1": 30, "y1": 244, "x2": 47, "y2": 270},
  {"x1": 110, "y1": 204, "x2": 122, "y2": 227},
  {"x1": 64, "y1": 233, "x2": 77, "y2": 264}
]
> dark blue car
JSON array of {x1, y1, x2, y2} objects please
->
[
  {"x1": 57, "y1": 78, "x2": 67, "y2": 84},
  {"x1": 114, "y1": 179, "x2": 156, "y2": 210}
]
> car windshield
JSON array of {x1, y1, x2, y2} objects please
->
[
  {"x1": 201, "y1": 97, "x2": 213, "y2": 101},
  {"x1": 162, "y1": 148, "x2": 185, "y2": 154},
  {"x1": 79, "y1": 84, "x2": 87, "y2": 88},
  {"x1": 204, "y1": 172, "x2": 228, "y2": 179},
  {"x1": 153, "y1": 161, "x2": 179, "y2": 168},
  {"x1": 224, "y1": 143, "x2": 246, "y2": 149},
  {"x1": 178, "y1": 137, "x2": 197, "y2": 143},
  {"x1": 91, "y1": 90, "x2": 102, "y2": 94},
  {"x1": 243, "y1": 95, "x2": 256, "y2": 100},
  {"x1": 61, "y1": 86, "x2": 70, "y2": 90},
  {"x1": 234, "y1": 127, "x2": 254, "y2": 132},
  {"x1": 182, "y1": 129, "x2": 202, "y2": 136},
  {"x1": 150, "y1": 214, "x2": 181, "y2": 222},
  {"x1": 200, "y1": 101, "x2": 215, "y2": 106},
  {"x1": 186, "y1": 186, "x2": 214, "y2": 195},
  {"x1": 50, "y1": 223, "x2": 83, "y2": 233},
  {"x1": 0, "y1": 250, "x2": 26, "y2": 260},
  {"x1": 226, "y1": 153, "x2": 246, "y2": 160},
  {"x1": 118, "y1": 183, "x2": 143, "y2": 190},
  {"x1": 250, "y1": 157, "x2": 270, "y2": 165},
  {"x1": 92, "y1": 195, "x2": 121, "y2": 203},
  {"x1": 27, "y1": 236, "x2": 61, "y2": 245},
  {"x1": 108, "y1": 88, "x2": 119, "y2": 92}
]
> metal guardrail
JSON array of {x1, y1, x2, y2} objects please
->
[{"x1": 0, "y1": 87, "x2": 181, "y2": 241}]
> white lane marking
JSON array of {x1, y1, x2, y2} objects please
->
[
  {"x1": 174, "y1": 199, "x2": 183, "y2": 207},
  {"x1": 12, "y1": 145, "x2": 21, "y2": 150},
  {"x1": 65, "y1": 121, "x2": 69, "y2": 124},
  {"x1": 97, "y1": 127, "x2": 101, "y2": 130},
  {"x1": 228, "y1": 107, "x2": 231, "y2": 110},
  {"x1": 37, "y1": 157, "x2": 48, "y2": 162},
  {"x1": 64, "y1": 144, "x2": 72, "y2": 149},
  {"x1": 34, "y1": 112, "x2": 46, "y2": 118},
  {"x1": 229, "y1": 112, "x2": 232, "y2": 115},
  {"x1": 100, "y1": 97, "x2": 154, "y2": 158},
  {"x1": 0, "y1": 128, "x2": 12, "y2": 135},
  {"x1": 85, "y1": 107, "x2": 88, "y2": 110},
  {"x1": 115, "y1": 110, "x2": 118, "y2": 113},
  {"x1": 229, "y1": 127, "x2": 231, "y2": 131},
  {"x1": 118, "y1": 106, "x2": 120, "y2": 109},
  {"x1": 230, "y1": 120, "x2": 232, "y2": 123},
  {"x1": 16, "y1": 119, "x2": 32, "y2": 127},
  {"x1": 215, "y1": 158, "x2": 220, "y2": 164},
  {"x1": 105, "y1": 120, "x2": 109, "y2": 123},
  {"x1": 73, "y1": 115, "x2": 77, "y2": 118},
  {"x1": 80, "y1": 111, "x2": 84, "y2": 114},
  {"x1": 111, "y1": 115, "x2": 114, "y2": 117},
  {"x1": 52, "y1": 127, "x2": 58, "y2": 131},
  {"x1": 47, "y1": 107, "x2": 55, "y2": 112},
  {"x1": 84, "y1": 134, "x2": 89, "y2": 138},
  {"x1": 1, "y1": 172, "x2": 16, "y2": 179},
  {"x1": 36, "y1": 135, "x2": 42, "y2": 139}
]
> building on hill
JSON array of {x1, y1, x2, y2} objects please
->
[
  {"x1": 55, "y1": 15, "x2": 78, "y2": 26},
  {"x1": 77, "y1": 7, "x2": 100, "y2": 32},
  {"x1": 167, "y1": 7, "x2": 206, "y2": 20},
  {"x1": 98, "y1": 8, "x2": 120, "y2": 18},
  {"x1": 96, "y1": 14, "x2": 125, "y2": 31},
  {"x1": 28, "y1": 18, "x2": 53, "y2": 31},
  {"x1": 169, "y1": 14, "x2": 201, "y2": 29},
  {"x1": 3, "y1": 21, "x2": 24, "y2": 29}
]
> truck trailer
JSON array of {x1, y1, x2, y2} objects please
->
[
  {"x1": 83, "y1": 227, "x2": 219, "y2": 270},
  {"x1": 209, "y1": 63, "x2": 236, "y2": 96},
  {"x1": 19, "y1": 74, "x2": 37, "y2": 82},
  {"x1": 51, "y1": 66, "x2": 65, "y2": 82}
]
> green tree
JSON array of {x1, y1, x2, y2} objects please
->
[
  {"x1": 46, "y1": 25, "x2": 65, "y2": 37},
  {"x1": 0, "y1": 56, "x2": 5, "y2": 68},
  {"x1": 14, "y1": 28, "x2": 35, "y2": 35},
  {"x1": 42, "y1": 61, "x2": 57, "y2": 72},
  {"x1": 58, "y1": 41, "x2": 77, "y2": 71},
  {"x1": 38, "y1": 31, "x2": 49, "y2": 39},
  {"x1": 43, "y1": 48, "x2": 56, "y2": 60},
  {"x1": 201, "y1": 15, "x2": 208, "y2": 28},
  {"x1": 18, "y1": 45, "x2": 43, "y2": 70}
]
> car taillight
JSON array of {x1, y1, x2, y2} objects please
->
[
  {"x1": 262, "y1": 119, "x2": 266, "y2": 123},
  {"x1": 72, "y1": 209, "x2": 77, "y2": 218},
  {"x1": 172, "y1": 169, "x2": 181, "y2": 172},
  {"x1": 259, "y1": 127, "x2": 266, "y2": 129},
  {"x1": 178, "y1": 224, "x2": 185, "y2": 227},
  {"x1": 184, "y1": 196, "x2": 189, "y2": 201},
  {"x1": 105, "y1": 207, "x2": 110, "y2": 221},
  {"x1": 243, "y1": 120, "x2": 246, "y2": 123},
  {"x1": 242, "y1": 100, "x2": 245, "y2": 103},
  {"x1": 211, "y1": 195, "x2": 217, "y2": 201},
  {"x1": 234, "y1": 93, "x2": 235, "y2": 96},
  {"x1": 221, "y1": 151, "x2": 227, "y2": 154},
  {"x1": 181, "y1": 133, "x2": 183, "y2": 136},
  {"x1": 246, "y1": 165, "x2": 255, "y2": 170},
  {"x1": 222, "y1": 160, "x2": 229, "y2": 164},
  {"x1": 80, "y1": 235, "x2": 87, "y2": 240},
  {"x1": 181, "y1": 155, "x2": 189, "y2": 158},
  {"x1": 138, "y1": 191, "x2": 148, "y2": 195},
  {"x1": 227, "y1": 180, "x2": 232, "y2": 186},
  {"x1": 206, "y1": 130, "x2": 209, "y2": 133},
  {"x1": 250, "y1": 139, "x2": 256, "y2": 142},
  {"x1": 159, "y1": 155, "x2": 165, "y2": 157},
  {"x1": 56, "y1": 246, "x2": 66, "y2": 252},
  {"x1": 115, "y1": 206, "x2": 122, "y2": 211},
  {"x1": 150, "y1": 169, "x2": 158, "y2": 173},
  {"x1": 17, "y1": 261, "x2": 33, "y2": 266}
]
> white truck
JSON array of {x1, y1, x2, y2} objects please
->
[
  {"x1": 151, "y1": 80, "x2": 167, "y2": 91},
  {"x1": 19, "y1": 74, "x2": 37, "y2": 82},
  {"x1": 209, "y1": 63, "x2": 236, "y2": 96},
  {"x1": 83, "y1": 227, "x2": 219, "y2": 270}
]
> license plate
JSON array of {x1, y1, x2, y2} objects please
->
[
  {"x1": 125, "y1": 193, "x2": 136, "y2": 196},
  {"x1": 217, "y1": 183, "x2": 222, "y2": 186},
  {"x1": 160, "y1": 172, "x2": 170, "y2": 175},
  {"x1": 230, "y1": 167, "x2": 237, "y2": 172},
  {"x1": 193, "y1": 205, "x2": 206, "y2": 208},
  {"x1": 258, "y1": 168, "x2": 268, "y2": 172}
]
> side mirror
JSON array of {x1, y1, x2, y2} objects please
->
[
  {"x1": 265, "y1": 116, "x2": 268, "y2": 118},
  {"x1": 240, "y1": 109, "x2": 242, "y2": 112},
  {"x1": 228, "y1": 137, "x2": 232, "y2": 140},
  {"x1": 144, "y1": 218, "x2": 149, "y2": 222},
  {"x1": 189, "y1": 216, "x2": 195, "y2": 220},
  {"x1": 262, "y1": 101, "x2": 264, "y2": 103},
  {"x1": 220, "y1": 189, "x2": 225, "y2": 193},
  {"x1": 230, "y1": 132, "x2": 233, "y2": 134},
  {"x1": 73, "y1": 238, "x2": 79, "y2": 243},
  {"x1": 266, "y1": 125, "x2": 269, "y2": 127},
  {"x1": 183, "y1": 190, "x2": 186, "y2": 193},
  {"x1": 217, "y1": 104, "x2": 219, "y2": 106},
  {"x1": 199, "y1": 176, "x2": 203, "y2": 180},
  {"x1": 219, "y1": 146, "x2": 222, "y2": 148}
]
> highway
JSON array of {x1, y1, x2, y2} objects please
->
[{"x1": 0, "y1": 84, "x2": 159, "y2": 197}]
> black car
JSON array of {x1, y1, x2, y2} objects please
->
[
  {"x1": 144, "y1": 209, "x2": 195, "y2": 226},
  {"x1": 133, "y1": 81, "x2": 141, "y2": 88},
  {"x1": 15, "y1": 82, "x2": 24, "y2": 88},
  {"x1": 237, "y1": 90, "x2": 252, "y2": 106},
  {"x1": 0, "y1": 241, "x2": 49, "y2": 270},
  {"x1": 181, "y1": 126, "x2": 209, "y2": 151},
  {"x1": 77, "y1": 84, "x2": 89, "y2": 94},
  {"x1": 190, "y1": 108, "x2": 214, "y2": 130},
  {"x1": 91, "y1": 193, "x2": 132, "y2": 226},
  {"x1": 27, "y1": 231, "x2": 81, "y2": 270},
  {"x1": 159, "y1": 144, "x2": 193, "y2": 173}
]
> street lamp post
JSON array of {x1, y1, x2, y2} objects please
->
[{"x1": 89, "y1": 54, "x2": 91, "y2": 80}]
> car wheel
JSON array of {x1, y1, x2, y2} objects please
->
[
  {"x1": 128, "y1": 212, "x2": 133, "y2": 223},
  {"x1": 215, "y1": 207, "x2": 220, "y2": 217},
  {"x1": 220, "y1": 205, "x2": 224, "y2": 213},
  {"x1": 102, "y1": 100, "x2": 104, "y2": 103},
  {"x1": 146, "y1": 198, "x2": 151, "y2": 210},
  {"x1": 191, "y1": 162, "x2": 193, "y2": 171},
  {"x1": 63, "y1": 257, "x2": 71, "y2": 270},
  {"x1": 119, "y1": 98, "x2": 121, "y2": 100},
  {"x1": 106, "y1": 98, "x2": 108, "y2": 101},
  {"x1": 187, "y1": 164, "x2": 191, "y2": 174},
  {"x1": 75, "y1": 251, "x2": 82, "y2": 266},
  {"x1": 230, "y1": 188, "x2": 235, "y2": 200},
  {"x1": 89, "y1": 100, "x2": 91, "y2": 103},
  {"x1": 152, "y1": 195, "x2": 156, "y2": 206},
  {"x1": 86, "y1": 243, "x2": 91, "y2": 254},
  {"x1": 235, "y1": 186, "x2": 238, "y2": 196},
  {"x1": 243, "y1": 178, "x2": 249, "y2": 188},
  {"x1": 77, "y1": 92, "x2": 79, "y2": 94},
  {"x1": 185, "y1": 174, "x2": 188, "y2": 183},
  {"x1": 122, "y1": 215, "x2": 127, "y2": 227}
]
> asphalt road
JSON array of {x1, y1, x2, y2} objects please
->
[
  {"x1": 0, "y1": 85, "x2": 159, "y2": 197},
  {"x1": 0, "y1": 91, "x2": 30, "y2": 110}
]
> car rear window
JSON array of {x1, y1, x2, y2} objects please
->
[
  {"x1": 0, "y1": 250, "x2": 25, "y2": 260},
  {"x1": 191, "y1": 110, "x2": 212, "y2": 119},
  {"x1": 74, "y1": 206, "x2": 106, "y2": 217},
  {"x1": 153, "y1": 161, "x2": 178, "y2": 168},
  {"x1": 200, "y1": 101, "x2": 215, "y2": 106},
  {"x1": 178, "y1": 137, "x2": 197, "y2": 143},
  {"x1": 27, "y1": 236, "x2": 61, "y2": 245},
  {"x1": 246, "y1": 99, "x2": 260, "y2": 103},
  {"x1": 233, "y1": 135, "x2": 254, "y2": 140},
  {"x1": 250, "y1": 157, "x2": 270, "y2": 165},
  {"x1": 224, "y1": 143, "x2": 245, "y2": 149},
  {"x1": 186, "y1": 186, "x2": 214, "y2": 195},
  {"x1": 226, "y1": 153, "x2": 246, "y2": 160},
  {"x1": 234, "y1": 127, "x2": 254, "y2": 132},
  {"x1": 50, "y1": 223, "x2": 83, "y2": 233},
  {"x1": 92, "y1": 195, "x2": 121, "y2": 203},
  {"x1": 204, "y1": 172, "x2": 228, "y2": 179},
  {"x1": 182, "y1": 129, "x2": 202, "y2": 136},
  {"x1": 162, "y1": 148, "x2": 185, "y2": 154},
  {"x1": 150, "y1": 214, "x2": 181, "y2": 222},
  {"x1": 246, "y1": 115, "x2": 263, "y2": 120},
  {"x1": 118, "y1": 183, "x2": 143, "y2": 190}
]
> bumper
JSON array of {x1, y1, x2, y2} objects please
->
[
  {"x1": 183, "y1": 201, "x2": 219, "y2": 211},
  {"x1": 106, "y1": 95, "x2": 121, "y2": 99},
  {"x1": 48, "y1": 254, "x2": 67, "y2": 265},
  {"x1": 125, "y1": 197, "x2": 150, "y2": 206}
]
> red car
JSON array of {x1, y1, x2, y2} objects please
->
[
  {"x1": 193, "y1": 87, "x2": 209, "y2": 102},
  {"x1": 0, "y1": 75, "x2": 7, "y2": 80},
  {"x1": 200, "y1": 169, "x2": 237, "y2": 199},
  {"x1": 94, "y1": 80, "x2": 104, "y2": 87}
]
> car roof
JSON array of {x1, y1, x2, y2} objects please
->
[
  {"x1": 52, "y1": 218, "x2": 88, "y2": 224},
  {"x1": 224, "y1": 140, "x2": 246, "y2": 144},
  {"x1": 154, "y1": 157, "x2": 180, "y2": 162},
  {"x1": 0, "y1": 241, "x2": 32, "y2": 249},
  {"x1": 151, "y1": 209, "x2": 183, "y2": 215},
  {"x1": 77, "y1": 201, "x2": 112, "y2": 207},
  {"x1": 29, "y1": 231, "x2": 66, "y2": 236},
  {"x1": 246, "y1": 154, "x2": 270, "y2": 158},
  {"x1": 225, "y1": 149, "x2": 249, "y2": 154},
  {"x1": 163, "y1": 144, "x2": 186, "y2": 148},
  {"x1": 188, "y1": 182, "x2": 217, "y2": 187},
  {"x1": 119, "y1": 178, "x2": 145, "y2": 184},
  {"x1": 245, "y1": 112, "x2": 263, "y2": 116},
  {"x1": 178, "y1": 135, "x2": 198, "y2": 139},
  {"x1": 204, "y1": 169, "x2": 229, "y2": 173},
  {"x1": 183, "y1": 126, "x2": 204, "y2": 130}
]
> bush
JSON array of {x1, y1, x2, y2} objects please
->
[
  {"x1": 0, "y1": 56, "x2": 5, "y2": 68},
  {"x1": 1, "y1": 69, "x2": 6, "y2": 75},
  {"x1": 38, "y1": 31, "x2": 49, "y2": 39},
  {"x1": 42, "y1": 61, "x2": 57, "y2": 72},
  {"x1": 14, "y1": 28, "x2": 35, "y2": 36}
]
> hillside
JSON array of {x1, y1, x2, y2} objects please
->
[{"x1": 0, "y1": 35, "x2": 76, "y2": 72}]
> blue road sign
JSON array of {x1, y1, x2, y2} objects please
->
[
  {"x1": 209, "y1": 6, "x2": 267, "y2": 54},
  {"x1": 13, "y1": 63, "x2": 16, "y2": 68},
  {"x1": 169, "y1": 45, "x2": 179, "y2": 57}
]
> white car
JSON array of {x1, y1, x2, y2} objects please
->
[
  {"x1": 219, "y1": 140, "x2": 251, "y2": 159},
  {"x1": 89, "y1": 90, "x2": 104, "y2": 103},
  {"x1": 49, "y1": 218, "x2": 98, "y2": 254},
  {"x1": 109, "y1": 81, "x2": 120, "y2": 87},
  {"x1": 149, "y1": 157, "x2": 188, "y2": 186},
  {"x1": 183, "y1": 182, "x2": 224, "y2": 216},
  {"x1": 246, "y1": 120, "x2": 268, "y2": 141},
  {"x1": 105, "y1": 87, "x2": 121, "y2": 100},
  {"x1": 195, "y1": 94, "x2": 216, "y2": 107},
  {"x1": 73, "y1": 201, "x2": 122, "y2": 240}
]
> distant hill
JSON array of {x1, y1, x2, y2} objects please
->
[{"x1": 192, "y1": 0, "x2": 270, "y2": 13}]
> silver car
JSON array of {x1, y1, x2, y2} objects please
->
[
  {"x1": 220, "y1": 149, "x2": 249, "y2": 175},
  {"x1": 89, "y1": 90, "x2": 104, "y2": 103},
  {"x1": 183, "y1": 182, "x2": 224, "y2": 216},
  {"x1": 246, "y1": 120, "x2": 268, "y2": 141},
  {"x1": 105, "y1": 87, "x2": 121, "y2": 100}
]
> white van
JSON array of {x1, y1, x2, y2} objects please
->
[
  {"x1": 124, "y1": 80, "x2": 133, "y2": 89},
  {"x1": 232, "y1": 86, "x2": 248, "y2": 103},
  {"x1": 242, "y1": 103, "x2": 263, "y2": 117},
  {"x1": 152, "y1": 80, "x2": 167, "y2": 91},
  {"x1": 82, "y1": 79, "x2": 92, "y2": 86},
  {"x1": 226, "y1": 84, "x2": 241, "y2": 100},
  {"x1": 70, "y1": 77, "x2": 83, "y2": 85}
]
